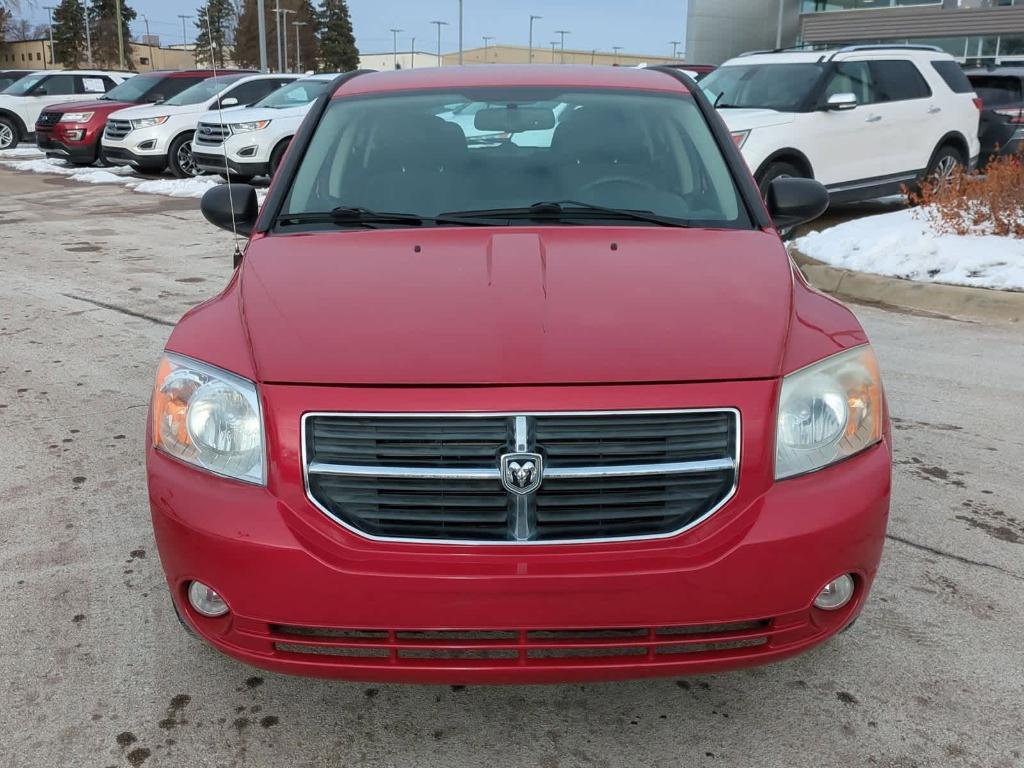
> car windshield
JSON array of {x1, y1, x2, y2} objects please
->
[
  {"x1": 281, "y1": 87, "x2": 749, "y2": 229},
  {"x1": 257, "y1": 78, "x2": 330, "y2": 109},
  {"x1": 100, "y1": 74, "x2": 165, "y2": 103},
  {"x1": 2, "y1": 72, "x2": 48, "y2": 95},
  {"x1": 164, "y1": 75, "x2": 245, "y2": 106},
  {"x1": 701, "y1": 63, "x2": 826, "y2": 111}
]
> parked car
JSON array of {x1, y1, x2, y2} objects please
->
[
  {"x1": 0, "y1": 69, "x2": 132, "y2": 150},
  {"x1": 660, "y1": 63, "x2": 716, "y2": 81},
  {"x1": 148, "y1": 64, "x2": 892, "y2": 684},
  {"x1": 0, "y1": 70, "x2": 38, "y2": 92},
  {"x1": 965, "y1": 66, "x2": 1024, "y2": 167},
  {"x1": 36, "y1": 70, "x2": 251, "y2": 167},
  {"x1": 102, "y1": 73, "x2": 296, "y2": 177},
  {"x1": 700, "y1": 45, "x2": 982, "y2": 201},
  {"x1": 192, "y1": 73, "x2": 338, "y2": 181}
]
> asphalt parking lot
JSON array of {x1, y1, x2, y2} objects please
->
[{"x1": 1, "y1": 167, "x2": 1022, "y2": 768}]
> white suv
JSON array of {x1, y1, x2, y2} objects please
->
[
  {"x1": 102, "y1": 73, "x2": 296, "y2": 177},
  {"x1": 191, "y1": 73, "x2": 338, "y2": 181},
  {"x1": 0, "y1": 70, "x2": 131, "y2": 150},
  {"x1": 700, "y1": 46, "x2": 981, "y2": 202}
]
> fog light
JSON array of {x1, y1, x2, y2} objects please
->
[
  {"x1": 238, "y1": 145, "x2": 257, "y2": 157},
  {"x1": 66, "y1": 129, "x2": 84, "y2": 141},
  {"x1": 187, "y1": 581, "x2": 229, "y2": 617},
  {"x1": 814, "y1": 574, "x2": 855, "y2": 611},
  {"x1": 137, "y1": 139, "x2": 156, "y2": 150}
]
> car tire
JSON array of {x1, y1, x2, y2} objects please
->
[
  {"x1": 269, "y1": 140, "x2": 290, "y2": 178},
  {"x1": 756, "y1": 161, "x2": 803, "y2": 199},
  {"x1": 923, "y1": 145, "x2": 964, "y2": 190},
  {"x1": 168, "y1": 132, "x2": 201, "y2": 178},
  {"x1": 0, "y1": 116, "x2": 19, "y2": 150}
]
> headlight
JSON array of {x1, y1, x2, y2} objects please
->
[
  {"x1": 131, "y1": 116, "x2": 169, "y2": 129},
  {"x1": 730, "y1": 130, "x2": 750, "y2": 149},
  {"x1": 775, "y1": 345, "x2": 884, "y2": 480},
  {"x1": 151, "y1": 353, "x2": 264, "y2": 484},
  {"x1": 230, "y1": 120, "x2": 271, "y2": 133},
  {"x1": 60, "y1": 111, "x2": 94, "y2": 123}
]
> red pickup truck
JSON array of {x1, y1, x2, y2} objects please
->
[
  {"x1": 148, "y1": 65, "x2": 891, "y2": 684},
  {"x1": 35, "y1": 70, "x2": 247, "y2": 166}
]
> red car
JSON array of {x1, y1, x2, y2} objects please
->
[
  {"x1": 35, "y1": 69, "x2": 250, "y2": 166},
  {"x1": 149, "y1": 65, "x2": 892, "y2": 684}
]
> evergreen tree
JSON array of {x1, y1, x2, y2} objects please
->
[
  {"x1": 194, "y1": 0, "x2": 234, "y2": 68},
  {"x1": 232, "y1": 0, "x2": 266, "y2": 69},
  {"x1": 234, "y1": 0, "x2": 318, "y2": 72},
  {"x1": 87, "y1": 0, "x2": 135, "y2": 69},
  {"x1": 317, "y1": 0, "x2": 357, "y2": 72},
  {"x1": 52, "y1": 0, "x2": 87, "y2": 68}
]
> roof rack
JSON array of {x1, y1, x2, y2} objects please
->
[
  {"x1": 828, "y1": 43, "x2": 943, "y2": 61},
  {"x1": 738, "y1": 45, "x2": 816, "y2": 57}
]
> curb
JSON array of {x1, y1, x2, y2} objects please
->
[{"x1": 790, "y1": 249, "x2": 1024, "y2": 325}]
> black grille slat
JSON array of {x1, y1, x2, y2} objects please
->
[
  {"x1": 104, "y1": 119, "x2": 132, "y2": 140},
  {"x1": 195, "y1": 121, "x2": 232, "y2": 146},
  {"x1": 305, "y1": 411, "x2": 737, "y2": 542},
  {"x1": 37, "y1": 111, "x2": 60, "y2": 127}
]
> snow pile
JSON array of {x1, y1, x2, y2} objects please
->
[
  {"x1": 0, "y1": 146, "x2": 46, "y2": 158},
  {"x1": 793, "y1": 208, "x2": 1024, "y2": 292}
]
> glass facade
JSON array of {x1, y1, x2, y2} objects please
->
[{"x1": 821, "y1": 35, "x2": 1024, "y2": 61}]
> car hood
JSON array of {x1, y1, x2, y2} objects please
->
[
  {"x1": 199, "y1": 103, "x2": 310, "y2": 125},
  {"x1": 237, "y1": 227, "x2": 793, "y2": 385},
  {"x1": 718, "y1": 108, "x2": 796, "y2": 131},
  {"x1": 43, "y1": 98, "x2": 133, "y2": 115}
]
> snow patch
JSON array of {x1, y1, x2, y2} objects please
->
[
  {"x1": 794, "y1": 208, "x2": 1024, "y2": 292},
  {"x1": 0, "y1": 146, "x2": 46, "y2": 158}
]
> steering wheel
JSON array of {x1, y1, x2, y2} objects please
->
[{"x1": 579, "y1": 175, "x2": 660, "y2": 194}]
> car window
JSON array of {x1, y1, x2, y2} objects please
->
[
  {"x1": 2, "y1": 72, "x2": 47, "y2": 95},
  {"x1": 282, "y1": 87, "x2": 750, "y2": 229},
  {"x1": 701, "y1": 64, "x2": 825, "y2": 111},
  {"x1": 163, "y1": 74, "x2": 247, "y2": 106},
  {"x1": 257, "y1": 79, "x2": 330, "y2": 108},
  {"x1": 76, "y1": 75, "x2": 111, "y2": 95},
  {"x1": 932, "y1": 60, "x2": 975, "y2": 94},
  {"x1": 225, "y1": 79, "x2": 290, "y2": 107},
  {"x1": 101, "y1": 73, "x2": 165, "y2": 102},
  {"x1": 869, "y1": 60, "x2": 932, "y2": 101},
  {"x1": 33, "y1": 74, "x2": 76, "y2": 96},
  {"x1": 823, "y1": 62, "x2": 877, "y2": 105},
  {"x1": 968, "y1": 75, "x2": 1022, "y2": 106}
]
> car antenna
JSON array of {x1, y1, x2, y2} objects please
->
[{"x1": 204, "y1": 10, "x2": 243, "y2": 264}]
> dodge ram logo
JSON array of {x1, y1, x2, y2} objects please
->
[{"x1": 500, "y1": 452, "x2": 543, "y2": 495}]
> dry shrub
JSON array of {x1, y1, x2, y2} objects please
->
[{"x1": 906, "y1": 151, "x2": 1024, "y2": 238}]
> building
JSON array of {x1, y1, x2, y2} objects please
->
[
  {"x1": 358, "y1": 45, "x2": 679, "y2": 72},
  {"x1": 0, "y1": 38, "x2": 198, "y2": 71},
  {"x1": 686, "y1": 0, "x2": 1024, "y2": 64}
]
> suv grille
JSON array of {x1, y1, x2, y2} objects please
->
[
  {"x1": 36, "y1": 111, "x2": 60, "y2": 128},
  {"x1": 194, "y1": 121, "x2": 230, "y2": 146},
  {"x1": 104, "y1": 119, "x2": 132, "y2": 140},
  {"x1": 303, "y1": 410, "x2": 739, "y2": 544}
]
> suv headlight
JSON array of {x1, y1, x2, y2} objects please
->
[
  {"x1": 230, "y1": 120, "x2": 271, "y2": 133},
  {"x1": 60, "y1": 111, "x2": 94, "y2": 123},
  {"x1": 131, "y1": 116, "x2": 169, "y2": 129},
  {"x1": 151, "y1": 353, "x2": 265, "y2": 485},
  {"x1": 775, "y1": 345, "x2": 884, "y2": 480}
]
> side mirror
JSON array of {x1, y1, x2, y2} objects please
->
[
  {"x1": 766, "y1": 177, "x2": 829, "y2": 234},
  {"x1": 824, "y1": 92, "x2": 857, "y2": 111},
  {"x1": 200, "y1": 183, "x2": 259, "y2": 238},
  {"x1": 220, "y1": 96, "x2": 239, "y2": 107}
]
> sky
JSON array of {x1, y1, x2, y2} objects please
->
[{"x1": 19, "y1": 0, "x2": 690, "y2": 59}]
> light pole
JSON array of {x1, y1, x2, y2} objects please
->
[
  {"x1": 114, "y1": 0, "x2": 125, "y2": 68},
  {"x1": 550, "y1": 41, "x2": 557, "y2": 64},
  {"x1": 482, "y1": 35, "x2": 493, "y2": 63},
  {"x1": 528, "y1": 14, "x2": 540, "y2": 64},
  {"x1": 612, "y1": 46, "x2": 622, "y2": 65},
  {"x1": 430, "y1": 20, "x2": 447, "y2": 66},
  {"x1": 43, "y1": 6, "x2": 55, "y2": 66},
  {"x1": 458, "y1": 0, "x2": 463, "y2": 65},
  {"x1": 775, "y1": 0, "x2": 786, "y2": 49},
  {"x1": 257, "y1": 0, "x2": 268, "y2": 71},
  {"x1": 293, "y1": 20, "x2": 307, "y2": 72},
  {"x1": 410, "y1": 36, "x2": 415, "y2": 68},
  {"x1": 555, "y1": 29, "x2": 569, "y2": 64},
  {"x1": 390, "y1": 28, "x2": 402, "y2": 70},
  {"x1": 84, "y1": 6, "x2": 92, "y2": 66},
  {"x1": 142, "y1": 15, "x2": 154, "y2": 69},
  {"x1": 670, "y1": 40, "x2": 680, "y2": 59},
  {"x1": 178, "y1": 14, "x2": 192, "y2": 67},
  {"x1": 272, "y1": 0, "x2": 282, "y2": 71},
  {"x1": 278, "y1": 8, "x2": 294, "y2": 70}
]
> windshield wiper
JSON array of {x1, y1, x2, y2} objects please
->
[
  {"x1": 440, "y1": 201, "x2": 692, "y2": 228},
  {"x1": 277, "y1": 206, "x2": 495, "y2": 229}
]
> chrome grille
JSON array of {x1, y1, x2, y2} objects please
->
[
  {"x1": 194, "y1": 121, "x2": 230, "y2": 146},
  {"x1": 104, "y1": 119, "x2": 132, "y2": 140},
  {"x1": 303, "y1": 410, "x2": 740, "y2": 544}
]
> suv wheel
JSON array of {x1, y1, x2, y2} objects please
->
[
  {"x1": 169, "y1": 132, "x2": 201, "y2": 178},
  {"x1": 756, "y1": 161, "x2": 803, "y2": 198},
  {"x1": 0, "y1": 117, "x2": 18, "y2": 150},
  {"x1": 925, "y1": 146, "x2": 963, "y2": 190},
  {"x1": 269, "y1": 140, "x2": 290, "y2": 178}
]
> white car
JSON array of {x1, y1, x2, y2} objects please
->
[
  {"x1": 102, "y1": 73, "x2": 296, "y2": 177},
  {"x1": 700, "y1": 46, "x2": 982, "y2": 203},
  {"x1": 192, "y1": 73, "x2": 339, "y2": 181},
  {"x1": 0, "y1": 70, "x2": 131, "y2": 150}
]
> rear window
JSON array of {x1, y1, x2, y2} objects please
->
[
  {"x1": 931, "y1": 60, "x2": 974, "y2": 94},
  {"x1": 967, "y1": 75, "x2": 1023, "y2": 106}
]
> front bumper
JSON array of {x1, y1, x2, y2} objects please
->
[
  {"x1": 36, "y1": 123, "x2": 100, "y2": 164},
  {"x1": 148, "y1": 381, "x2": 891, "y2": 684},
  {"x1": 193, "y1": 149, "x2": 270, "y2": 178}
]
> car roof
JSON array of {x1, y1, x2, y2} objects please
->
[
  {"x1": 333, "y1": 65, "x2": 689, "y2": 99},
  {"x1": 723, "y1": 47, "x2": 955, "y2": 66},
  {"x1": 144, "y1": 69, "x2": 256, "y2": 78},
  {"x1": 36, "y1": 69, "x2": 133, "y2": 76}
]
